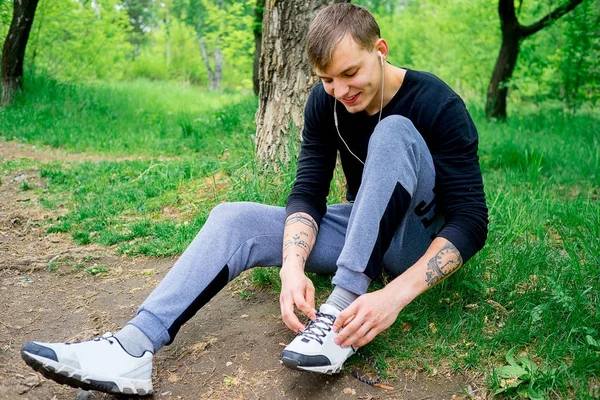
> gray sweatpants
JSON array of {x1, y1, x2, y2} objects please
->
[{"x1": 129, "y1": 116, "x2": 442, "y2": 352}]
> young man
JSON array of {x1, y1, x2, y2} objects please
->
[{"x1": 21, "y1": 3, "x2": 487, "y2": 396}]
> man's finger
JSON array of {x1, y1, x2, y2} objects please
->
[
  {"x1": 354, "y1": 328, "x2": 379, "y2": 348},
  {"x1": 293, "y1": 292, "x2": 315, "y2": 322},
  {"x1": 340, "y1": 320, "x2": 371, "y2": 348},
  {"x1": 333, "y1": 303, "x2": 357, "y2": 332},
  {"x1": 305, "y1": 283, "x2": 316, "y2": 320},
  {"x1": 280, "y1": 293, "x2": 304, "y2": 332},
  {"x1": 334, "y1": 313, "x2": 364, "y2": 346}
]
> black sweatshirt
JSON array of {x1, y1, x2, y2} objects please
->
[{"x1": 286, "y1": 69, "x2": 488, "y2": 262}]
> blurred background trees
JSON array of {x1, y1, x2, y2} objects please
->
[{"x1": 0, "y1": 0, "x2": 598, "y2": 113}]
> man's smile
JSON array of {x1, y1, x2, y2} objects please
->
[{"x1": 341, "y1": 93, "x2": 359, "y2": 105}]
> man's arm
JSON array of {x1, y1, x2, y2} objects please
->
[
  {"x1": 279, "y1": 212, "x2": 319, "y2": 332},
  {"x1": 332, "y1": 237, "x2": 463, "y2": 348},
  {"x1": 280, "y1": 85, "x2": 337, "y2": 332}
]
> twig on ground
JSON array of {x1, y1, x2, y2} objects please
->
[{"x1": 131, "y1": 162, "x2": 164, "y2": 182}]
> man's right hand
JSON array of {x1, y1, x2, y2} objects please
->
[{"x1": 279, "y1": 267, "x2": 317, "y2": 332}]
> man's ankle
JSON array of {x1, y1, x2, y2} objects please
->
[
  {"x1": 325, "y1": 286, "x2": 359, "y2": 312},
  {"x1": 113, "y1": 324, "x2": 154, "y2": 356}
]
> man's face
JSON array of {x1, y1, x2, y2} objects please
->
[{"x1": 316, "y1": 35, "x2": 383, "y2": 115}]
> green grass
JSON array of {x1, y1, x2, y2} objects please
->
[
  {"x1": 1, "y1": 76, "x2": 598, "y2": 398},
  {"x1": 1, "y1": 75, "x2": 257, "y2": 157}
]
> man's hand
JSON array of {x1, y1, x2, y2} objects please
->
[
  {"x1": 279, "y1": 267, "x2": 317, "y2": 332},
  {"x1": 332, "y1": 288, "x2": 402, "y2": 348}
]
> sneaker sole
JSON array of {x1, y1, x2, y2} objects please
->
[
  {"x1": 280, "y1": 356, "x2": 345, "y2": 375},
  {"x1": 21, "y1": 350, "x2": 153, "y2": 396}
]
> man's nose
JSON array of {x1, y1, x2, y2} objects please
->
[{"x1": 333, "y1": 80, "x2": 349, "y2": 99}]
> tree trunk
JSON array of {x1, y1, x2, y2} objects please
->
[
  {"x1": 198, "y1": 37, "x2": 217, "y2": 90},
  {"x1": 252, "y1": 0, "x2": 264, "y2": 96},
  {"x1": 1, "y1": 0, "x2": 40, "y2": 107},
  {"x1": 255, "y1": 0, "x2": 347, "y2": 166},
  {"x1": 485, "y1": 0, "x2": 584, "y2": 120},
  {"x1": 214, "y1": 44, "x2": 222, "y2": 90},
  {"x1": 485, "y1": 35, "x2": 520, "y2": 120}
]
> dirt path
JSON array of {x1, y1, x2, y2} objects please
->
[{"x1": 0, "y1": 141, "x2": 486, "y2": 400}]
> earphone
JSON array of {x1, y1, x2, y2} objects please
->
[{"x1": 333, "y1": 50, "x2": 386, "y2": 166}]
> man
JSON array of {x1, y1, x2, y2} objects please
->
[{"x1": 21, "y1": 3, "x2": 487, "y2": 396}]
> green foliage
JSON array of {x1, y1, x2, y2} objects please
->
[
  {"x1": 491, "y1": 348, "x2": 562, "y2": 399},
  {"x1": 19, "y1": 180, "x2": 33, "y2": 191},
  {"x1": 357, "y1": 0, "x2": 499, "y2": 99},
  {"x1": 511, "y1": 0, "x2": 600, "y2": 109},
  {"x1": 198, "y1": 0, "x2": 254, "y2": 61},
  {"x1": 25, "y1": 0, "x2": 133, "y2": 81},
  {"x1": 127, "y1": 17, "x2": 208, "y2": 83},
  {"x1": 123, "y1": 0, "x2": 254, "y2": 88},
  {"x1": 121, "y1": 0, "x2": 159, "y2": 50},
  {"x1": 4, "y1": 0, "x2": 596, "y2": 109},
  {"x1": 356, "y1": 0, "x2": 600, "y2": 109},
  {"x1": 0, "y1": 0, "x2": 12, "y2": 45},
  {"x1": 86, "y1": 265, "x2": 109, "y2": 275}
]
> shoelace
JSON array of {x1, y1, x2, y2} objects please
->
[
  {"x1": 91, "y1": 332, "x2": 115, "y2": 345},
  {"x1": 300, "y1": 312, "x2": 336, "y2": 344},
  {"x1": 301, "y1": 313, "x2": 391, "y2": 389},
  {"x1": 350, "y1": 351, "x2": 389, "y2": 389}
]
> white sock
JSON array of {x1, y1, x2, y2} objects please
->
[
  {"x1": 325, "y1": 286, "x2": 359, "y2": 312},
  {"x1": 113, "y1": 324, "x2": 155, "y2": 356}
]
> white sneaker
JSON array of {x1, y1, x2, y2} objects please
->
[
  {"x1": 280, "y1": 303, "x2": 356, "y2": 374},
  {"x1": 21, "y1": 332, "x2": 153, "y2": 396}
]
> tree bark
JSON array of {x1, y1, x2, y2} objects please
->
[
  {"x1": 255, "y1": 0, "x2": 348, "y2": 166},
  {"x1": 252, "y1": 0, "x2": 264, "y2": 96},
  {"x1": 485, "y1": 0, "x2": 584, "y2": 120},
  {"x1": 1, "y1": 0, "x2": 40, "y2": 107},
  {"x1": 214, "y1": 43, "x2": 222, "y2": 89},
  {"x1": 198, "y1": 37, "x2": 218, "y2": 90}
]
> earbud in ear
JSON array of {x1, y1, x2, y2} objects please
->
[{"x1": 377, "y1": 51, "x2": 385, "y2": 65}]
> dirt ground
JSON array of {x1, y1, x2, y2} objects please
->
[{"x1": 0, "y1": 140, "x2": 487, "y2": 400}]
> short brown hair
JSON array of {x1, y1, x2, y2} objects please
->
[{"x1": 307, "y1": 4, "x2": 380, "y2": 71}]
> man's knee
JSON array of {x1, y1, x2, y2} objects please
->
[
  {"x1": 369, "y1": 115, "x2": 420, "y2": 153},
  {"x1": 208, "y1": 202, "x2": 256, "y2": 228}
]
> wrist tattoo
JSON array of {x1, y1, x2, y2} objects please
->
[
  {"x1": 425, "y1": 243, "x2": 463, "y2": 287},
  {"x1": 285, "y1": 213, "x2": 318, "y2": 236},
  {"x1": 283, "y1": 232, "x2": 312, "y2": 253}
]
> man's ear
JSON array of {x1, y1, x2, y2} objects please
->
[{"x1": 374, "y1": 38, "x2": 389, "y2": 60}]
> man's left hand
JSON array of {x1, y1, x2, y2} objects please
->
[{"x1": 332, "y1": 288, "x2": 402, "y2": 348}]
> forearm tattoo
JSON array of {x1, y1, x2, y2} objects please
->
[
  {"x1": 282, "y1": 214, "x2": 318, "y2": 264},
  {"x1": 285, "y1": 213, "x2": 318, "y2": 236},
  {"x1": 283, "y1": 233, "x2": 312, "y2": 253},
  {"x1": 425, "y1": 243, "x2": 463, "y2": 287}
]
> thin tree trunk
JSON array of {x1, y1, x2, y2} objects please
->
[
  {"x1": 485, "y1": 35, "x2": 519, "y2": 120},
  {"x1": 252, "y1": 0, "x2": 264, "y2": 96},
  {"x1": 1, "y1": 0, "x2": 40, "y2": 106},
  {"x1": 214, "y1": 43, "x2": 222, "y2": 90},
  {"x1": 255, "y1": 0, "x2": 348, "y2": 166},
  {"x1": 485, "y1": 0, "x2": 584, "y2": 120},
  {"x1": 198, "y1": 37, "x2": 217, "y2": 90}
]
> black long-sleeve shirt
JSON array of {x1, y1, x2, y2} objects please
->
[{"x1": 286, "y1": 69, "x2": 488, "y2": 262}]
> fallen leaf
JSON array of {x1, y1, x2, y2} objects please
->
[
  {"x1": 190, "y1": 337, "x2": 217, "y2": 359},
  {"x1": 343, "y1": 387, "x2": 356, "y2": 395}
]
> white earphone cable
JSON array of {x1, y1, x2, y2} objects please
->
[{"x1": 334, "y1": 54, "x2": 385, "y2": 166}]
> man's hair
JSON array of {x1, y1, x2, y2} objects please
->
[{"x1": 307, "y1": 3, "x2": 381, "y2": 71}]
